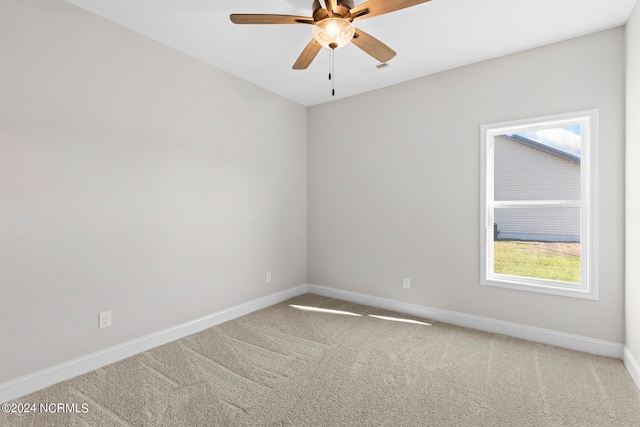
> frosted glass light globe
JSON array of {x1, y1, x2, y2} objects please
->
[{"x1": 312, "y1": 18, "x2": 355, "y2": 49}]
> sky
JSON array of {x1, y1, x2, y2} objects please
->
[{"x1": 513, "y1": 126, "x2": 582, "y2": 157}]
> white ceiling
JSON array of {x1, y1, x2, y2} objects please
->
[{"x1": 64, "y1": 0, "x2": 637, "y2": 106}]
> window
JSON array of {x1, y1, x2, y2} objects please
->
[{"x1": 480, "y1": 110, "x2": 598, "y2": 299}]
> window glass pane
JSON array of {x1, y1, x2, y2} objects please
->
[
  {"x1": 494, "y1": 127, "x2": 581, "y2": 201},
  {"x1": 493, "y1": 207, "x2": 580, "y2": 283}
]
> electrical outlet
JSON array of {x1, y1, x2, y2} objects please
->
[
  {"x1": 99, "y1": 311, "x2": 112, "y2": 329},
  {"x1": 403, "y1": 278, "x2": 411, "y2": 289},
  {"x1": 266, "y1": 272, "x2": 272, "y2": 283}
]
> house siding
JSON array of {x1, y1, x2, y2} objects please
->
[{"x1": 494, "y1": 135, "x2": 581, "y2": 242}]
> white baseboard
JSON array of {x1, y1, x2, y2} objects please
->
[
  {"x1": 0, "y1": 284, "x2": 308, "y2": 403},
  {"x1": 624, "y1": 346, "x2": 640, "y2": 389},
  {"x1": 307, "y1": 284, "x2": 624, "y2": 359},
  {"x1": 3, "y1": 283, "x2": 630, "y2": 403}
]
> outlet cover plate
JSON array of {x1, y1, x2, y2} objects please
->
[{"x1": 99, "y1": 311, "x2": 112, "y2": 329}]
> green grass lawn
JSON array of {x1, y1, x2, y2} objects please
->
[{"x1": 493, "y1": 241, "x2": 580, "y2": 283}]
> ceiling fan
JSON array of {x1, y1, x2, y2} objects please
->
[{"x1": 230, "y1": 0, "x2": 431, "y2": 70}]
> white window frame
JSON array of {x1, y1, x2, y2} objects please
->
[{"x1": 480, "y1": 109, "x2": 599, "y2": 299}]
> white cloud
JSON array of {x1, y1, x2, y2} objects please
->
[{"x1": 517, "y1": 128, "x2": 581, "y2": 156}]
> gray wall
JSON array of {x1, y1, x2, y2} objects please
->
[
  {"x1": 308, "y1": 28, "x2": 625, "y2": 342},
  {"x1": 0, "y1": 0, "x2": 307, "y2": 383},
  {"x1": 626, "y1": 2, "x2": 640, "y2": 370}
]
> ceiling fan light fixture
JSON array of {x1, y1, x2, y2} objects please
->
[{"x1": 312, "y1": 18, "x2": 355, "y2": 49}]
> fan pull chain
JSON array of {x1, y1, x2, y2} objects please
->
[{"x1": 330, "y1": 48, "x2": 335, "y2": 96}]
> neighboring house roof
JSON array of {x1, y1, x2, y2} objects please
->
[{"x1": 502, "y1": 134, "x2": 581, "y2": 165}]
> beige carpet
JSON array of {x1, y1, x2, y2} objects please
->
[{"x1": 2, "y1": 294, "x2": 640, "y2": 426}]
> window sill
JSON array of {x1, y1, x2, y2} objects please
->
[{"x1": 481, "y1": 276, "x2": 598, "y2": 300}]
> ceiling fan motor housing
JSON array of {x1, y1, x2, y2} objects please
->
[{"x1": 312, "y1": 0, "x2": 355, "y2": 21}]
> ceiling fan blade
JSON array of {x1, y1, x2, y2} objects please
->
[
  {"x1": 351, "y1": 28, "x2": 396, "y2": 63},
  {"x1": 350, "y1": 0, "x2": 431, "y2": 21},
  {"x1": 293, "y1": 39, "x2": 322, "y2": 70},
  {"x1": 230, "y1": 14, "x2": 314, "y2": 25}
]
